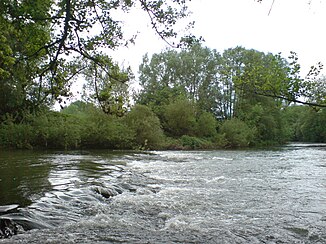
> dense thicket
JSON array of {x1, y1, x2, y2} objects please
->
[{"x1": 0, "y1": 100, "x2": 324, "y2": 150}]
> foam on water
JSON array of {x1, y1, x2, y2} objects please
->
[{"x1": 1, "y1": 145, "x2": 326, "y2": 243}]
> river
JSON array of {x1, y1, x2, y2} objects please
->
[{"x1": 0, "y1": 143, "x2": 326, "y2": 243}]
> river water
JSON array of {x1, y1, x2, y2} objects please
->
[{"x1": 0, "y1": 143, "x2": 326, "y2": 243}]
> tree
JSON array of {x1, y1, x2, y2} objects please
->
[
  {"x1": 137, "y1": 45, "x2": 312, "y2": 145},
  {"x1": 216, "y1": 47, "x2": 301, "y2": 144},
  {"x1": 195, "y1": 112, "x2": 217, "y2": 138},
  {"x1": 138, "y1": 44, "x2": 221, "y2": 115},
  {"x1": 216, "y1": 46, "x2": 247, "y2": 119},
  {"x1": 302, "y1": 73, "x2": 326, "y2": 107},
  {"x1": 83, "y1": 60, "x2": 131, "y2": 116},
  {"x1": 137, "y1": 51, "x2": 188, "y2": 115},
  {"x1": 240, "y1": 51, "x2": 325, "y2": 108},
  {"x1": 297, "y1": 107, "x2": 326, "y2": 142},
  {"x1": 217, "y1": 47, "x2": 326, "y2": 111},
  {"x1": 215, "y1": 47, "x2": 302, "y2": 118},
  {"x1": 0, "y1": 0, "x2": 197, "y2": 120},
  {"x1": 0, "y1": 0, "x2": 51, "y2": 121}
]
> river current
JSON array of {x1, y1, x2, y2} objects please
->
[{"x1": 0, "y1": 143, "x2": 326, "y2": 243}]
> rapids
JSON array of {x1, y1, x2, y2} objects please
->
[{"x1": 0, "y1": 143, "x2": 326, "y2": 243}]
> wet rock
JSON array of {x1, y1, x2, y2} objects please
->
[
  {"x1": 93, "y1": 186, "x2": 120, "y2": 199},
  {"x1": 285, "y1": 227, "x2": 309, "y2": 237},
  {"x1": 92, "y1": 183, "x2": 139, "y2": 198},
  {"x1": 0, "y1": 205, "x2": 19, "y2": 214},
  {"x1": 0, "y1": 218, "x2": 18, "y2": 238},
  {"x1": 118, "y1": 183, "x2": 137, "y2": 192},
  {"x1": 0, "y1": 205, "x2": 20, "y2": 238},
  {"x1": 7, "y1": 215, "x2": 51, "y2": 231}
]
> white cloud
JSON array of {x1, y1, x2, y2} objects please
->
[
  {"x1": 57, "y1": 0, "x2": 326, "y2": 109},
  {"x1": 112, "y1": 0, "x2": 326, "y2": 76}
]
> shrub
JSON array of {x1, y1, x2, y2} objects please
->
[
  {"x1": 219, "y1": 118, "x2": 254, "y2": 147},
  {"x1": 0, "y1": 122, "x2": 34, "y2": 149},
  {"x1": 163, "y1": 98, "x2": 196, "y2": 137},
  {"x1": 33, "y1": 112, "x2": 82, "y2": 149},
  {"x1": 123, "y1": 105, "x2": 165, "y2": 149},
  {"x1": 195, "y1": 112, "x2": 217, "y2": 138},
  {"x1": 180, "y1": 135, "x2": 214, "y2": 150},
  {"x1": 80, "y1": 110, "x2": 135, "y2": 149}
]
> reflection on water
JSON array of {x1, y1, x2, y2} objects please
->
[
  {"x1": 0, "y1": 150, "x2": 51, "y2": 207},
  {"x1": 0, "y1": 144, "x2": 326, "y2": 243}
]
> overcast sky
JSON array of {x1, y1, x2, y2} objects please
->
[
  {"x1": 113, "y1": 0, "x2": 326, "y2": 78},
  {"x1": 65, "y1": 0, "x2": 326, "y2": 106}
]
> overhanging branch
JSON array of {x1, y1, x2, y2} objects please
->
[{"x1": 253, "y1": 90, "x2": 326, "y2": 107}]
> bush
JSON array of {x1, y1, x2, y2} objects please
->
[
  {"x1": 0, "y1": 122, "x2": 34, "y2": 149},
  {"x1": 33, "y1": 112, "x2": 82, "y2": 149},
  {"x1": 195, "y1": 112, "x2": 217, "y2": 138},
  {"x1": 163, "y1": 98, "x2": 196, "y2": 137},
  {"x1": 123, "y1": 105, "x2": 165, "y2": 149},
  {"x1": 211, "y1": 133, "x2": 228, "y2": 148},
  {"x1": 75, "y1": 108, "x2": 134, "y2": 149},
  {"x1": 180, "y1": 135, "x2": 214, "y2": 150},
  {"x1": 219, "y1": 118, "x2": 254, "y2": 147},
  {"x1": 299, "y1": 108, "x2": 326, "y2": 142}
]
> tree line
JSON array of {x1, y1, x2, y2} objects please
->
[
  {"x1": 1, "y1": 44, "x2": 325, "y2": 150},
  {"x1": 0, "y1": 0, "x2": 325, "y2": 150},
  {"x1": 135, "y1": 45, "x2": 325, "y2": 148}
]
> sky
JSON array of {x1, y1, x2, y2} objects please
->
[
  {"x1": 65, "y1": 0, "x2": 326, "y2": 105},
  {"x1": 113, "y1": 0, "x2": 326, "y2": 78}
]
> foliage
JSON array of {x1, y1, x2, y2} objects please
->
[
  {"x1": 61, "y1": 100, "x2": 96, "y2": 116},
  {"x1": 180, "y1": 135, "x2": 214, "y2": 150},
  {"x1": 302, "y1": 74, "x2": 326, "y2": 106},
  {"x1": 162, "y1": 98, "x2": 196, "y2": 137},
  {"x1": 0, "y1": 121, "x2": 34, "y2": 149},
  {"x1": 123, "y1": 104, "x2": 165, "y2": 149},
  {"x1": 138, "y1": 45, "x2": 323, "y2": 121},
  {"x1": 219, "y1": 118, "x2": 254, "y2": 147},
  {"x1": 237, "y1": 95, "x2": 288, "y2": 145},
  {"x1": 215, "y1": 47, "x2": 299, "y2": 119},
  {"x1": 82, "y1": 61, "x2": 131, "y2": 116},
  {"x1": 281, "y1": 105, "x2": 307, "y2": 141},
  {"x1": 297, "y1": 108, "x2": 326, "y2": 142},
  {"x1": 32, "y1": 112, "x2": 82, "y2": 149},
  {"x1": 62, "y1": 101, "x2": 135, "y2": 149},
  {"x1": 0, "y1": 0, "x2": 51, "y2": 121},
  {"x1": 136, "y1": 44, "x2": 326, "y2": 146},
  {"x1": 195, "y1": 112, "x2": 217, "y2": 138},
  {"x1": 0, "y1": 0, "x2": 197, "y2": 122},
  {"x1": 0, "y1": 104, "x2": 136, "y2": 150},
  {"x1": 80, "y1": 109, "x2": 135, "y2": 149},
  {"x1": 137, "y1": 44, "x2": 220, "y2": 115}
]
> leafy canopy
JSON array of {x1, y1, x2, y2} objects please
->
[{"x1": 0, "y1": 0, "x2": 198, "y2": 120}]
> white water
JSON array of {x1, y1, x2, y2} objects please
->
[{"x1": 1, "y1": 143, "x2": 326, "y2": 243}]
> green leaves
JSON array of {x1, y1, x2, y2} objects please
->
[
  {"x1": 220, "y1": 118, "x2": 254, "y2": 147},
  {"x1": 83, "y1": 59, "x2": 131, "y2": 116},
  {"x1": 163, "y1": 98, "x2": 196, "y2": 137},
  {"x1": 139, "y1": 0, "x2": 193, "y2": 47},
  {"x1": 1, "y1": 0, "x2": 194, "y2": 122},
  {"x1": 138, "y1": 44, "x2": 220, "y2": 116},
  {"x1": 123, "y1": 104, "x2": 164, "y2": 149},
  {"x1": 0, "y1": 34, "x2": 15, "y2": 79}
]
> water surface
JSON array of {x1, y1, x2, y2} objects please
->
[{"x1": 0, "y1": 144, "x2": 326, "y2": 243}]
